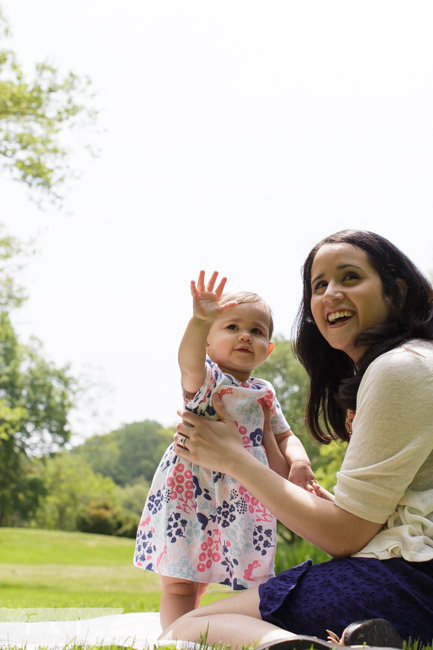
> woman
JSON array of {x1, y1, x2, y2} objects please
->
[{"x1": 161, "y1": 230, "x2": 433, "y2": 648}]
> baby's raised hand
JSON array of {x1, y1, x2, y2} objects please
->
[{"x1": 191, "y1": 271, "x2": 237, "y2": 322}]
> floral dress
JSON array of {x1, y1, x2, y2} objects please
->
[{"x1": 134, "y1": 357, "x2": 290, "y2": 589}]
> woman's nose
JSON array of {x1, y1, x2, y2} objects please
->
[{"x1": 323, "y1": 282, "x2": 343, "y2": 303}]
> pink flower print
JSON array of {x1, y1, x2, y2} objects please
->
[
  {"x1": 196, "y1": 530, "x2": 223, "y2": 573},
  {"x1": 235, "y1": 424, "x2": 251, "y2": 446},
  {"x1": 259, "y1": 390, "x2": 274, "y2": 411},
  {"x1": 218, "y1": 387, "x2": 234, "y2": 398},
  {"x1": 243, "y1": 560, "x2": 261, "y2": 581},
  {"x1": 201, "y1": 388, "x2": 212, "y2": 404},
  {"x1": 253, "y1": 502, "x2": 274, "y2": 523},
  {"x1": 141, "y1": 513, "x2": 151, "y2": 526},
  {"x1": 166, "y1": 463, "x2": 196, "y2": 514},
  {"x1": 239, "y1": 485, "x2": 273, "y2": 523},
  {"x1": 156, "y1": 546, "x2": 168, "y2": 571}
]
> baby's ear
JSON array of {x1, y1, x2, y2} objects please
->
[{"x1": 266, "y1": 342, "x2": 274, "y2": 358}]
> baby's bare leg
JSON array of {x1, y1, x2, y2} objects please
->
[
  {"x1": 160, "y1": 575, "x2": 208, "y2": 631},
  {"x1": 161, "y1": 586, "x2": 298, "y2": 647}
]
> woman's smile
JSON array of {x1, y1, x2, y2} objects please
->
[
  {"x1": 326, "y1": 309, "x2": 356, "y2": 325},
  {"x1": 310, "y1": 243, "x2": 390, "y2": 362}
]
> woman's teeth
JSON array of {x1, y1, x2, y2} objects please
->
[{"x1": 327, "y1": 310, "x2": 354, "y2": 324}]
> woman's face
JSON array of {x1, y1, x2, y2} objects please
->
[{"x1": 310, "y1": 243, "x2": 391, "y2": 362}]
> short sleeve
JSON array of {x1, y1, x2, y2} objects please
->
[
  {"x1": 257, "y1": 380, "x2": 291, "y2": 436},
  {"x1": 334, "y1": 345, "x2": 433, "y2": 523},
  {"x1": 183, "y1": 358, "x2": 220, "y2": 416}
]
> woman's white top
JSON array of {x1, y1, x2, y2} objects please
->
[{"x1": 334, "y1": 339, "x2": 433, "y2": 561}]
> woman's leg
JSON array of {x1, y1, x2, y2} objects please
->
[
  {"x1": 160, "y1": 586, "x2": 298, "y2": 647},
  {"x1": 160, "y1": 575, "x2": 209, "y2": 631}
]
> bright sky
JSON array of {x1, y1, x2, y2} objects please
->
[{"x1": 1, "y1": 1, "x2": 433, "y2": 443}]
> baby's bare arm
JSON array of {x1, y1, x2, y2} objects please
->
[
  {"x1": 262, "y1": 425, "x2": 289, "y2": 478},
  {"x1": 277, "y1": 431, "x2": 320, "y2": 494},
  {"x1": 178, "y1": 271, "x2": 236, "y2": 395}
]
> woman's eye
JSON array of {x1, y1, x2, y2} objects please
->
[
  {"x1": 343, "y1": 271, "x2": 360, "y2": 282},
  {"x1": 313, "y1": 280, "x2": 327, "y2": 293}
]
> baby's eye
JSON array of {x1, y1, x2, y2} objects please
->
[
  {"x1": 227, "y1": 324, "x2": 238, "y2": 330},
  {"x1": 251, "y1": 327, "x2": 264, "y2": 335}
]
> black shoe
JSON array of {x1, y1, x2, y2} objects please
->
[{"x1": 342, "y1": 618, "x2": 403, "y2": 648}]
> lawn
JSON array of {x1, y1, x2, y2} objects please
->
[
  {"x1": 1, "y1": 528, "x2": 430, "y2": 650},
  {"x1": 0, "y1": 527, "x2": 231, "y2": 613}
]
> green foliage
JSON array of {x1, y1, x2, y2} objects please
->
[
  {"x1": 256, "y1": 336, "x2": 350, "y2": 516},
  {"x1": 256, "y1": 335, "x2": 321, "y2": 464},
  {"x1": 0, "y1": 228, "x2": 28, "y2": 308},
  {"x1": 0, "y1": 309, "x2": 75, "y2": 458},
  {"x1": 77, "y1": 501, "x2": 121, "y2": 536},
  {"x1": 0, "y1": 435, "x2": 46, "y2": 526},
  {"x1": 0, "y1": 6, "x2": 97, "y2": 204},
  {"x1": 0, "y1": 229, "x2": 77, "y2": 525},
  {"x1": 116, "y1": 479, "x2": 150, "y2": 516},
  {"x1": 73, "y1": 421, "x2": 174, "y2": 486},
  {"x1": 274, "y1": 532, "x2": 330, "y2": 574},
  {"x1": 315, "y1": 440, "x2": 347, "y2": 494},
  {"x1": 33, "y1": 454, "x2": 118, "y2": 531},
  {"x1": 114, "y1": 479, "x2": 149, "y2": 537}
]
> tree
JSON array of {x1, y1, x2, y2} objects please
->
[
  {"x1": 73, "y1": 420, "x2": 174, "y2": 485},
  {"x1": 33, "y1": 453, "x2": 117, "y2": 531},
  {"x1": 0, "y1": 231, "x2": 77, "y2": 525},
  {"x1": 258, "y1": 335, "x2": 349, "y2": 495},
  {"x1": 0, "y1": 399, "x2": 46, "y2": 526},
  {"x1": 0, "y1": 5, "x2": 97, "y2": 204},
  {"x1": 315, "y1": 440, "x2": 347, "y2": 494},
  {"x1": 256, "y1": 335, "x2": 321, "y2": 464},
  {"x1": 0, "y1": 309, "x2": 76, "y2": 455}
]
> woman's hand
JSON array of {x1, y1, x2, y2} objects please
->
[
  {"x1": 175, "y1": 394, "x2": 382, "y2": 557},
  {"x1": 174, "y1": 394, "x2": 247, "y2": 474}
]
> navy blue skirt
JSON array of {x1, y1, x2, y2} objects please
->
[{"x1": 259, "y1": 557, "x2": 433, "y2": 644}]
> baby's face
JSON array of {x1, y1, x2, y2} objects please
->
[{"x1": 206, "y1": 302, "x2": 273, "y2": 381}]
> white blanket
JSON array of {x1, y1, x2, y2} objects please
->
[{"x1": 0, "y1": 611, "x2": 196, "y2": 649}]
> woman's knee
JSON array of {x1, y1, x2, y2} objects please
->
[{"x1": 186, "y1": 585, "x2": 262, "y2": 618}]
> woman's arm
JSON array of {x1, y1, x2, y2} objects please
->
[{"x1": 175, "y1": 394, "x2": 383, "y2": 558}]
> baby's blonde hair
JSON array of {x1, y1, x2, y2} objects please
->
[{"x1": 220, "y1": 291, "x2": 274, "y2": 339}]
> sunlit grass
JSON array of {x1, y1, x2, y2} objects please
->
[
  {"x1": 0, "y1": 527, "x2": 231, "y2": 612},
  {"x1": 1, "y1": 528, "x2": 431, "y2": 650}
]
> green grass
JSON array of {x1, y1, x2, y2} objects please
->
[
  {"x1": 1, "y1": 528, "x2": 431, "y2": 650},
  {"x1": 0, "y1": 527, "x2": 326, "y2": 612},
  {"x1": 0, "y1": 527, "x2": 231, "y2": 612}
]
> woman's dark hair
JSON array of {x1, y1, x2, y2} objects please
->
[{"x1": 293, "y1": 229, "x2": 433, "y2": 443}]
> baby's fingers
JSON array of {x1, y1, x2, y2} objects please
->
[
  {"x1": 214, "y1": 274, "x2": 228, "y2": 298},
  {"x1": 206, "y1": 271, "x2": 219, "y2": 292},
  {"x1": 191, "y1": 270, "x2": 206, "y2": 295}
]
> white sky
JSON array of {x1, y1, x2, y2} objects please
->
[{"x1": 1, "y1": 1, "x2": 433, "y2": 443}]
